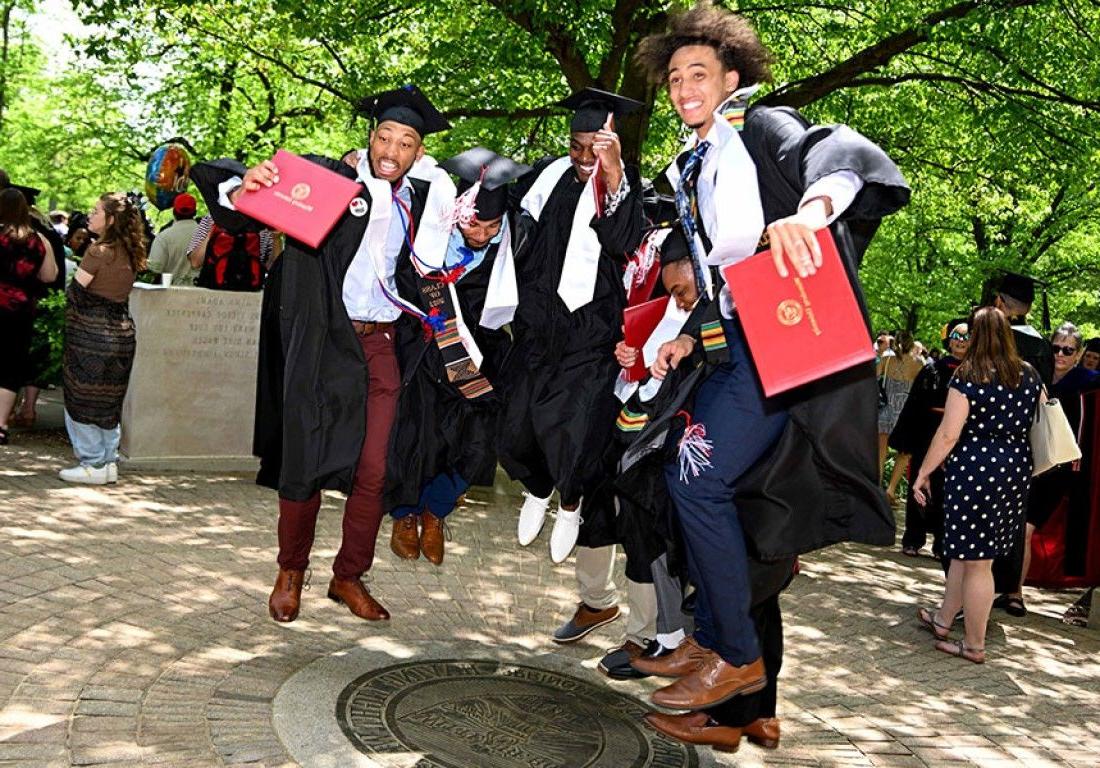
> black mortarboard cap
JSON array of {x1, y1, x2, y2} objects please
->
[
  {"x1": 998, "y1": 271, "x2": 1037, "y2": 306},
  {"x1": 356, "y1": 85, "x2": 450, "y2": 137},
  {"x1": 659, "y1": 225, "x2": 691, "y2": 267},
  {"x1": 1085, "y1": 337, "x2": 1100, "y2": 354},
  {"x1": 12, "y1": 184, "x2": 41, "y2": 206},
  {"x1": 439, "y1": 147, "x2": 531, "y2": 221},
  {"x1": 557, "y1": 87, "x2": 644, "y2": 133}
]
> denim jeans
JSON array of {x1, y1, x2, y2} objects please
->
[
  {"x1": 391, "y1": 472, "x2": 469, "y2": 519},
  {"x1": 64, "y1": 410, "x2": 120, "y2": 467}
]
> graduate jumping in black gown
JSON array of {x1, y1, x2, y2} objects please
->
[
  {"x1": 190, "y1": 85, "x2": 458, "y2": 624},
  {"x1": 632, "y1": 2, "x2": 909, "y2": 752},
  {"x1": 384, "y1": 148, "x2": 530, "y2": 566},
  {"x1": 500, "y1": 88, "x2": 646, "y2": 565}
]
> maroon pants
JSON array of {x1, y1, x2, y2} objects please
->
[{"x1": 276, "y1": 330, "x2": 399, "y2": 579}]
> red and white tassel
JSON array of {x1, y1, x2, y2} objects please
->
[
  {"x1": 677, "y1": 412, "x2": 713, "y2": 484},
  {"x1": 450, "y1": 165, "x2": 488, "y2": 229}
]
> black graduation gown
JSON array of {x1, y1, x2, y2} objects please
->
[
  {"x1": 498, "y1": 162, "x2": 645, "y2": 509},
  {"x1": 383, "y1": 218, "x2": 515, "y2": 509},
  {"x1": 1013, "y1": 324, "x2": 1054, "y2": 387},
  {"x1": 662, "y1": 105, "x2": 911, "y2": 560},
  {"x1": 1026, "y1": 370, "x2": 1100, "y2": 587},
  {"x1": 191, "y1": 155, "x2": 430, "y2": 501}
]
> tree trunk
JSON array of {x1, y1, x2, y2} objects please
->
[{"x1": 0, "y1": 2, "x2": 14, "y2": 133}]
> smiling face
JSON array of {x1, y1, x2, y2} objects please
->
[
  {"x1": 568, "y1": 132, "x2": 599, "y2": 183},
  {"x1": 459, "y1": 216, "x2": 503, "y2": 250},
  {"x1": 667, "y1": 44, "x2": 740, "y2": 138},
  {"x1": 368, "y1": 121, "x2": 425, "y2": 183},
  {"x1": 948, "y1": 324, "x2": 970, "y2": 359}
]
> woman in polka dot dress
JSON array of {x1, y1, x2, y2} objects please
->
[{"x1": 912, "y1": 307, "x2": 1043, "y2": 663}]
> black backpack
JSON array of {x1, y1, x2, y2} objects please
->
[{"x1": 196, "y1": 225, "x2": 264, "y2": 291}]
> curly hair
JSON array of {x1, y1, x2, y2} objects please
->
[
  {"x1": 635, "y1": 1, "x2": 773, "y2": 86},
  {"x1": 97, "y1": 192, "x2": 148, "y2": 273}
]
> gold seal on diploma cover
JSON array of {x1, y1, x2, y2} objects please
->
[
  {"x1": 777, "y1": 299, "x2": 803, "y2": 327},
  {"x1": 290, "y1": 183, "x2": 311, "y2": 201}
]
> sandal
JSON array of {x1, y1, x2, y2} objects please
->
[
  {"x1": 935, "y1": 638, "x2": 985, "y2": 664},
  {"x1": 993, "y1": 594, "x2": 1027, "y2": 617},
  {"x1": 901, "y1": 546, "x2": 919, "y2": 557},
  {"x1": 1062, "y1": 603, "x2": 1089, "y2": 628},
  {"x1": 917, "y1": 607, "x2": 952, "y2": 640}
]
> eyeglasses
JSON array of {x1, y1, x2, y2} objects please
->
[
  {"x1": 1052, "y1": 345, "x2": 1078, "y2": 356},
  {"x1": 948, "y1": 332, "x2": 970, "y2": 341}
]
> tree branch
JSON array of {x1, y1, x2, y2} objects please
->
[
  {"x1": 440, "y1": 106, "x2": 559, "y2": 120},
  {"x1": 759, "y1": 0, "x2": 1042, "y2": 108},
  {"x1": 484, "y1": 0, "x2": 594, "y2": 89}
]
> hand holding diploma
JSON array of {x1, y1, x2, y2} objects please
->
[{"x1": 766, "y1": 197, "x2": 831, "y2": 279}]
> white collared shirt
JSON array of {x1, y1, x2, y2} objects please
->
[{"x1": 342, "y1": 167, "x2": 411, "y2": 322}]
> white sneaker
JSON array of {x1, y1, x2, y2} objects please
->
[
  {"x1": 517, "y1": 492, "x2": 552, "y2": 546},
  {"x1": 106, "y1": 463, "x2": 118, "y2": 484},
  {"x1": 59, "y1": 464, "x2": 109, "y2": 485},
  {"x1": 549, "y1": 503, "x2": 582, "y2": 564}
]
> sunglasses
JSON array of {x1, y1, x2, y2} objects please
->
[
  {"x1": 949, "y1": 332, "x2": 970, "y2": 341},
  {"x1": 1052, "y1": 345, "x2": 1078, "y2": 356}
]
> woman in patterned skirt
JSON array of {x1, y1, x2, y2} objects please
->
[{"x1": 912, "y1": 306, "x2": 1043, "y2": 663}]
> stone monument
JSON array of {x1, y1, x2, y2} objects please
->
[{"x1": 120, "y1": 286, "x2": 262, "y2": 470}]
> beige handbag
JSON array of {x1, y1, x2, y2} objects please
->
[{"x1": 1030, "y1": 396, "x2": 1082, "y2": 476}]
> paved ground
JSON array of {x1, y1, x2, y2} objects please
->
[{"x1": 2, "y1": 395, "x2": 1099, "y2": 767}]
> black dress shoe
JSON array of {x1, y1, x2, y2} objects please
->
[{"x1": 602, "y1": 639, "x2": 675, "y2": 680}]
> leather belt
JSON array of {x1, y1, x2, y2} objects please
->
[{"x1": 350, "y1": 320, "x2": 394, "y2": 337}]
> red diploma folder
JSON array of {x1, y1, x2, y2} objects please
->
[
  {"x1": 722, "y1": 229, "x2": 873, "y2": 397},
  {"x1": 623, "y1": 296, "x2": 670, "y2": 382},
  {"x1": 233, "y1": 149, "x2": 361, "y2": 249}
]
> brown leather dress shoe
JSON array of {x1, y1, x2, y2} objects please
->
[
  {"x1": 743, "y1": 717, "x2": 780, "y2": 749},
  {"x1": 390, "y1": 514, "x2": 420, "y2": 560},
  {"x1": 420, "y1": 510, "x2": 445, "y2": 565},
  {"x1": 268, "y1": 568, "x2": 305, "y2": 623},
  {"x1": 631, "y1": 635, "x2": 715, "y2": 678},
  {"x1": 643, "y1": 711, "x2": 742, "y2": 753},
  {"x1": 651, "y1": 655, "x2": 766, "y2": 710},
  {"x1": 327, "y1": 577, "x2": 390, "y2": 621}
]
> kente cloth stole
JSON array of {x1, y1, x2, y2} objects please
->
[{"x1": 417, "y1": 278, "x2": 494, "y2": 400}]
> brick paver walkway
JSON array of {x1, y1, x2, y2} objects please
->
[{"x1": 2, "y1": 404, "x2": 1098, "y2": 767}]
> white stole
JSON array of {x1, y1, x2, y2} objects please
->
[
  {"x1": 356, "y1": 153, "x2": 484, "y2": 367},
  {"x1": 479, "y1": 216, "x2": 518, "y2": 330},
  {"x1": 664, "y1": 97, "x2": 764, "y2": 304},
  {"x1": 521, "y1": 156, "x2": 602, "y2": 312}
]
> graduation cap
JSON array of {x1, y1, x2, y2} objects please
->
[
  {"x1": 439, "y1": 147, "x2": 531, "y2": 222},
  {"x1": 557, "y1": 87, "x2": 644, "y2": 133},
  {"x1": 356, "y1": 85, "x2": 450, "y2": 137},
  {"x1": 12, "y1": 184, "x2": 41, "y2": 206},
  {"x1": 994, "y1": 270, "x2": 1050, "y2": 332},
  {"x1": 1085, "y1": 337, "x2": 1100, "y2": 354},
  {"x1": 659, "y1": 225, "x2": 691, "y2": 267}
]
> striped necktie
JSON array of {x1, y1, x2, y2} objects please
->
[{"x1": 675, "y1": 141, "x2": 712, "y2": 295}]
